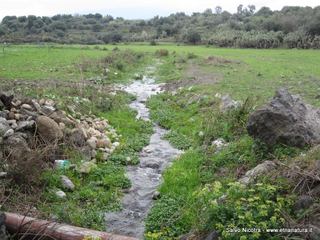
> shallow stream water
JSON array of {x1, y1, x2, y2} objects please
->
[{"x1": 105, "y1": 70, "x2": 182, "y2": 239}]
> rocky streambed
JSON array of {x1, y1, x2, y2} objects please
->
[{"x1": 105, "y1": 71, "x2": 182, "y2": 238}]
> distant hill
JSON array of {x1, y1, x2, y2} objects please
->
[{"x1": 1, "y1": 5, "x2": 320, "y2": 48}]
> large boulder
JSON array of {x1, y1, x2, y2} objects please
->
[
  {"x1": 247, "y1": 89, "x2": 320, "y2": 147},
  {"x1": 36, "y1": 116, "x2": 63, "y2": 142}
]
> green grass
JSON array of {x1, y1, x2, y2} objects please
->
[
  {"x1": 143, "y1": 45, "x2": 317, "y2": 239},
  {"x1": 0, "y1": 45, "x2": 150, "y2": 83},
  {"x1": 40, "y1": 160, "x2": 128, "y2": 230},
  {"x1": 1, "y1": 44, "x2": 319, "y2": 238}
]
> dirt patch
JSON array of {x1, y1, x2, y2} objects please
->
[
  {"x1": 165, "y1": 63, "x2": 222, "y2": 91},
  {"x1": 205, "y1": 56, "x2": 242, "y2": 65}
]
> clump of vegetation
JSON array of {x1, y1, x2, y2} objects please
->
[
  {"x1": 155, "y1": 49, "x2": 169, "y2": 57},
  {"x1": 195, "y1": 182, "x2": 293, "y2": 239},
  {"x1": 164, "y1": 131, "x2": 191, "y2": 150}
]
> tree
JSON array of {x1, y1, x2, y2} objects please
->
[
  {"x1": 248, "y1": 5, "x2": 256, "y2": 15},
  {"x1": 256, "y1": 7, "x2": 273, "y2": 16},
  {"x1": 215, "y1": 6, "x2": 222, "y2": 15},
  {"x1": 185, "y1": 31, "x2": 201, "y2": 44}
]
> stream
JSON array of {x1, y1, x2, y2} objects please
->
[{"x1": 105, "y1": 69, "x2": 182, "y2": 239}]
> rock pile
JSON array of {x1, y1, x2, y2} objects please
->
[
  {"x1": 247, "y1": 89, "x2": 320, "y2": 147},
  {"x1": 0, "y1": 92, "x2": 119, "y2": 165}
]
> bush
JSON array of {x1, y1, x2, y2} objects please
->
[
  {"x1": 184, "y1": 31, "x2": 202, "y2": 44},
  {"x1": 155, "y1": 49, "x2": 169, "y2": 57},
  {"x1": 145, "y1": 197, "x2": 190, "y2": 239},
  {"x1": 194, "y1": 182, "x2": 293, "y2": 239}
]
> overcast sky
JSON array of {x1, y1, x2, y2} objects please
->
[{"x1": 1, "y1": 0, "x2": 319, "y2": 20}]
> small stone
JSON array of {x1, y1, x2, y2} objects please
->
[
  {"x1": 3, "y1": 129, "x2": 14, "y2": 138},
  {"x1": 12, "y1": 100, "x2": 22, "y2": 107},
  {"x1": 39, "y1": 99, "x2": 45, "y2": 105},
  {"x1": 91, "y1": 150, "x2": 97, "y2": 158},
  {"x1": 219, "y1": 94, "x2": 240, "y2": 112},
  {"x1": 212, "y1": 138, "x2": 228, "y2": 152},
  {"x1": 0, "y1": 172, "x2": 7, "y2": 178},
  {"x1": 198, "y1": 131, "x2": 204, "y2": 137},
  {"x1": 59, "y1": 122, "x2": 65, "y2": 130},
  {"x1": 152, "y1": 191, "x2": 161, "y2": 200},
  {"x1": 21, "y1": 104, "x2": 33, "y2": 111},
  {"x1": 61, "y1": 175, "x2": 75, "y2": 191},
  {"x1": 8, "y1": 112, "x2": 15, "y2": 120},
  {"x1": 45, "y1": 99, "x2": 55, "y2": 107},
  {"x1": 96, "y1": 138, "x2": 112, "y2": 148},
  {"x1": 31, "y1": 100, "x2": 42, "y2": 112},
  {"x1": 78, "y1": 161, "x2": 97, "y2": 174},
  {"x1": 87, "y1": 137, "x2": 97, "y2": 149},
  {"x1": 14, "y1": 113, "x2": 22, "y2": 121},
  {"x1": 102, "y1": 152, "x2": 109, "y2": 161},
  {"x1": 0, "y1": 118, "x2": 10, "y2": 137},
  {"x1": 113, "y1": 142, "x2": 120, "y2": 148},
  {"x1": 42, "y1": 105, "x2": 56, "y2": 115},
  {"x1": 69, "y1": 128, "x2": 87, "y2": 147},
  {"x1": 239, "y1": 161, "x2": 276, "y2": 185},
  {"x1": 55, "y1": 190, "x2": 66, "y2": 199},
  {"x1": 16, "y1": 120, "x2": 35, "y2": 131}
]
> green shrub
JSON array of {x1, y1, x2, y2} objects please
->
[
  {"x1": 164, "y1": 131, "x2": 192, "y2": 150},
  {"x1": 145, "y1": 197, "x2": 190, "y2": 239},
  {"x1": 155, "y1": 49, "x2": 169, "y2": 57},
  {"x1": 195, "y1": 182, "x2": 294, "y2": 239}
]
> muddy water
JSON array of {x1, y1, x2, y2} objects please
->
[{"x1": 105, "y1": 73, "x2": 182, "y2": 239}]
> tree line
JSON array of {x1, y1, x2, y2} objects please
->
[{"x1": 0, "y1": 5, "x2": 320, "y2": 48}]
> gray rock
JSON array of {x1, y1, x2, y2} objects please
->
[
  {"x1": 293, "y1": 195, "x2": 314, "y2": 211},
  {"x1": 31, "y1": 100, "x2": 42, "y2": 112},
  {"x1": 42, "y1": 105, "x2": 56, "y2": 115},
  {"x1": 16, "y1": 120, "x2": 35, "y2": 131},
  {"x1": 248, "y1": 89, "x2": 320, "y2": 147},
  {"x1": 239, "y1": 161, "x2": 276, "y2": 185},
  {"x1": 0, "y1": 118, "x2": 10, "y2": 137},
  {"x1": 87, "y1": 137, "x2": 97, "y2": 149},
  {"x1": 36, "y1": 116, "x2": 63, "y2": 142},
  {"x1": 0, "y1": 111, "x2": 7, "y2": 119},
  {"x1": 61, "y1": 175, "x2": 75, "y2": 191},
  {"x1": 78, "y1": 161, "x2": 97, "y2": 174},
  {"x1": 212, "y1": 138, "x2": 228, "y2": 152},
  {"x1": 55, "y1": 190, "x2": 66, "y2": 199},
  {"x1": 3, "y1": 133, "x2": 31, "y2": 160},
  {"x1": 219, "y1": 94, "x2": 240, "y2": 112},
  {"x1": 0, "y1": 172, "x2": 7, "y2": 178},
  {"x1": 21, "y1": 103, "x2": 33, "y2": 111},
  {"x1": 152, "y1": 191, "x2": 161, "y2": 200},
  {"x1": 69, "y1": 128, "x2": 86, "y2": 147},
  {"x1": 3, "y1": 129, "x2": 14, "y2": 138}
]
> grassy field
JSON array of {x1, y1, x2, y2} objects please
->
[
  {"x1": 2, "y1": 44, "x2": 319, "y2": 104},
  {"x1": 1, "y1": 44, "x2": 320, "y2": 239}
]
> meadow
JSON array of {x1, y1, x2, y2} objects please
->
[{"x1": 1, "y1": 43, "x2": 320, "y2": 239}]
